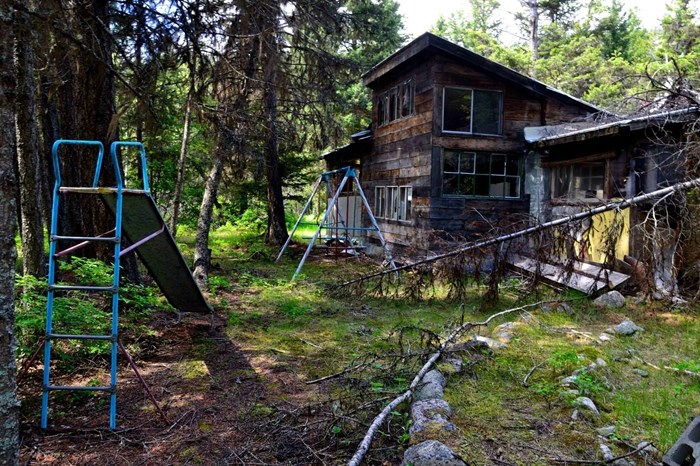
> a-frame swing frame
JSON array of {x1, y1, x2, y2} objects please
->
[{"x1": 276, "y1": 166, "x2": 398, "y2": 281}]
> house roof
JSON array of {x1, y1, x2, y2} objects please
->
[
  {"x1": 362, "y1": 32, "x2": 602, "y2": 114},
  {"x1": 524, "y1": 107, "x2": 700, "y2": 147},
  {"x1": 321, "y1": 130, "x2": 373, "y2": 164}
]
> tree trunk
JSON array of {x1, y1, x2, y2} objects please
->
[
  {"x1": 262, "y1": 32, "x2": 288, "y2": 246},
  {"x1": 0, "y1": 4, "x2": 20, "y2": 464},
  {"x1": 15, "y1": 8, "x2": 46, "y2": 277},
  {"x1": 192, "y1": 133, "x2": 231, "y2": 289},
  {"x1": 49, "y1": 0, "x2": 139, "y2": 281},
  {"x1": 170, "y1": 66, "x2": 196, "y2": 237},
  {"x1": 527, "y1": 0, "x2": 539, "y2": 63},
  {"x1": 39, "y1": 74, "x2": 58, "y2": 232}
]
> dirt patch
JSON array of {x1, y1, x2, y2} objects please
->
[{"x1": 17, "y1": 311, "x2": 349, "y2": 465}]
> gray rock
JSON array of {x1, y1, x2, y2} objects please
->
[
  {"x1": 449, "y1": 339, "x2": 490, "y2": 353},
  {"x1": 492, "y1": 322, "x2": 517, "y2": 343},
  {"x1": 599, "y1": 442, "x2": 614, "y2": 461},
  {"x1": 636, "y1": 441, "x2": 659, "y2": 458},
  {"x1": 401, "y1": 440, "x2": 468, "y2": 466},
  {"x1": 414, "y1": 370, "x2": 447, "y2": 401},
  {"x1": 541, "y1": 302, "x2": 574, "y2": 314},
  {"x1": 614, "y1": 319, "x2": 644, "y2": 336},
  {"x1": 595, "y1": 358, "x2": 608, "y2": 368},
  {"x1": 612, "y1": 459, "x2": 634, "y2": 466},
  {"x1": 597, "y1": 425, "x2": 617, "y2": 437},
  {"x1": 598, "y1": 333, "x2": 614, "y2": 343},
  {"x1": 574, "y1": 396, "x2": 600, "y2": 416},
  {"x1": 410, "y1": 399, "x2": 455, "y2": 435},
  {"x1": 633, "y1": 368, "x2": 649, "y2": 377},
  {"x1": 594, "y1": 291, "x2": 626, "y2": 308},
  {"x1": 560, "y1": 375, "x2": 578, "y2": 386},
  {"x1": 442, "y1": 355, "x2": 463, "y2": 373},
  {"x1": 473, "y1": 335, "x2": 506, "y2": 350},
  {"x1": 540, "y1": 302, "x2": 559, "y2": 312},
  {"x1": 559, "y1": 389, "x2": 579, "y2": 400},
  {"x1": 558, "y1": 302, "x2": 574, "y2": 314}
]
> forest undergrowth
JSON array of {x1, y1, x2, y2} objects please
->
[{"x1": 14, "y1": 224, "x2": 700, "y2": 465}]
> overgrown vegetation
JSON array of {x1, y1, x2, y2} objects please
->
[
  {"x1": 15, "y1": 257, "x2": 165, "y2": 366},
  {"x1": 18, "y1": 225, "x2": 700, "y2": 463}
]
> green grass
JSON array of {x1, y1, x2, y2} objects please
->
[{"x1": 20, "y1": 222, "x2": 700, "y2": 462}]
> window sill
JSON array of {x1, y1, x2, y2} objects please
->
[
  {"x1": 376, "y1": 218, "x2": 413, "y2": 224},
  {"x1": 549, "y1": 197, "x2": 607, "y2": 206},
  {"x1": 441, "y1": 131, "x2": 503, "y2": 138},
  {"x1": 442, "y1": 195, "x2": 521, "y2": 200}
]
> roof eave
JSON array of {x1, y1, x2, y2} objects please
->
[{"x1": 362, "y1": 32, "x2": 602, "y2": 115}]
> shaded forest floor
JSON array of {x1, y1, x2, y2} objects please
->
[{"x1": 15, "y1": 225, "x2": 700, "y2": 465}]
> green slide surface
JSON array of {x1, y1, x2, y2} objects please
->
[{"x1": 101, "y1": 191, "x2": 213, "y2": 314}]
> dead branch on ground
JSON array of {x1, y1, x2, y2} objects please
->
[
  {"x1": 346, "y1": 300, "x2": 550, "y2": 466},
  {"x1": 339, "y1": 178, "x2": 700, "y2": 288}
]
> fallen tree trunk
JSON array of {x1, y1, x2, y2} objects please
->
[
  {"x1": 341, "y1": 177, "x2": 700, "y2": 287},
  {"x1": 347, "y1": 301, "x2": 548, "y2": 466}
]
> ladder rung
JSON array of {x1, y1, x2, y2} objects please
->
[
  {"x1": 46, "y1": 385, "x2": 114, "y2": 393},
  {"x1": 49, "y1": 285, "x2": 115, "y2": 292},
  {"x1": 52, "y1": 235, "x2": 119, "y2": 243},
  {"x1": 48, "y1": 333, "x2": 114, "y2": 341},
  {"x1": 59, "y1": 187, "x2": 116, "y2": 194},
  {"x1": 58, "y1": 187, "x2": 147, "y2": 194}
]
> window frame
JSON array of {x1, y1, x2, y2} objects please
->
[
  {"x1": 374, "y1": 185, "x2": 412, "y2": 221},
  {"x1": 442, "y1": 150, "x2": 521, "y2": 199},
  {"x1": 374, "y1": 186, "x2": 386, "y2": 218},
  {"x1": 442, "y1": 86, "x2": 503, "y2": 136},
  {"x1": 377, "y1": 79, "x2": 415, "y2": 127},
  {"x1": 551, "y1": 161, "x2": 608, "y2": 200}
]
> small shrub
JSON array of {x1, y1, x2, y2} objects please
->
[{"x1": 208, "y1": 275, "x2": 231, "y2": 291}]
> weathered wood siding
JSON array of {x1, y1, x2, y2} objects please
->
[
  {"x1": 362, "y1": 53, "x2": 595, "y2": 250},
  {"x1": 363, "y1": 59, "x2": 434, "y2": 248}
]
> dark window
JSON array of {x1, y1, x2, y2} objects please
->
[
  {"x1": 442, "y1": 87, "x2": 502, "y2": 135},
  {"x1": 375, "y1": 186, "x2": 386, "y2": 217},
  {"x1": 442, "y1": 150, "x2": 520, "y2": 198},
  {"x1": 388, "y1": 88, "x2": 398, "y2": 121},
  {"x1": 552, "y1": 162, "x2": 606, "y2": 199},
  {"x1": 377, "y1": 80, "x2": 414, "y2": 126}
]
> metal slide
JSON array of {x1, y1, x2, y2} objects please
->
[
  {"x1": 100, "y1": 190, "x2": 213, "y2": 314},
  {"x1": 42, "y1": 140, "x2": 211, "y2": 430}
]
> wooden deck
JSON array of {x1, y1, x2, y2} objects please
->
[{"x1": 508, "y1": 255, "x2": 630, "y2": 295}]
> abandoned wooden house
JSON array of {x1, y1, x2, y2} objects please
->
[
  {"x1": 324, "y1": 32, "x2": 601, "y2": 250},
  {"x1": 524, "y1": 107, "x2": 700, "y2": 294},
  {"x1": 323, "y1": 32, "x2": 699, "y2": 292}
]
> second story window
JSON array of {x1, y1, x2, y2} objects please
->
[
  {"x1": 378, "y1": 80, "x2": 414, "y2": 126},
  {"x1": 442, "y1": 87, "x2": 502, "y2": 135}
]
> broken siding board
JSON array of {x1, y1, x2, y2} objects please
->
[
  {"x1": 570, "y1": 260, "x2": 630, "y2": 288},
  {"x1": 508, "y1": 256, "x2": 609, "y2": 295}
]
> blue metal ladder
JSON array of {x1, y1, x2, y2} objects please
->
[{"x1": 41, "y1": 140, "x2": 142, "y2": 429}]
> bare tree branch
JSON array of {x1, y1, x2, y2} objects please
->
[{"x1": 347, "y1": 300, "x2": 551, "y2": 466}]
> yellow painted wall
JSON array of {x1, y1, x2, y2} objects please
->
[{"x1": 580, "y1": 208, "x2": 630, "y2": 262}]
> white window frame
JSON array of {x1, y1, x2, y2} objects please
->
[
  {"x1": 399, "y1": 186, "x2": 412, "y2": 221},
  {"x1": 374, "y1": 185, "x2": 412, "y2": 221},
  {"x1": 552, "y1": 162, "x2": 607, "y2": 200},
  {"x1": 374, "y1": 186, "x2": 386, "y2": 218},
  {"x1": 442, "y1": 150, "x2": 520, "y2": 199},
  {"x1": 377, "y1": 79, "x2": 414, "y2": 127}
]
